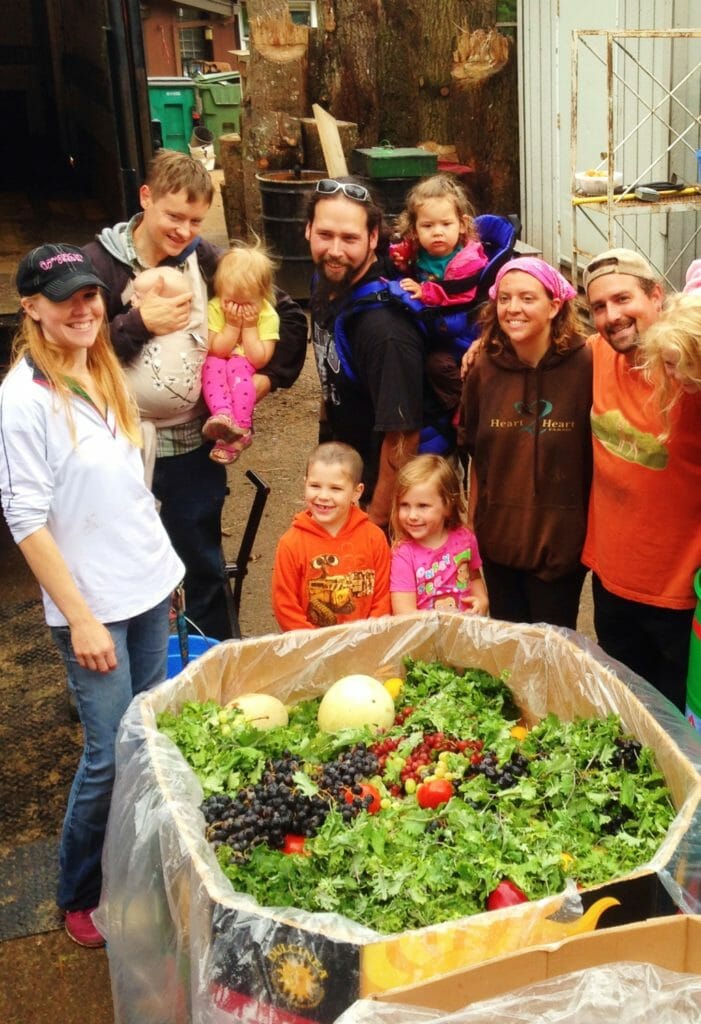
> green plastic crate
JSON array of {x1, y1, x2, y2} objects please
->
[
  {"x1": 147, "y1": 77, "x2": 197, "y2": 154},
  {"x1": 195, "y1": 72, "x2": 242, "y2": 158},
  {"x1": 351, "y1": 146, "x2": 438, "y2": 179}
]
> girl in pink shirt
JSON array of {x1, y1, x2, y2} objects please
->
[{"x1": 389, "y1": 454, "x2": 488, "y2": 615}]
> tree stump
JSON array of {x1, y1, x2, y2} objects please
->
[
  {"x1": 241, "y1": 3, "x2": 310, "y2": 234},
  {"x1": 241, "y1": 112, "x2": 304, "y2": 235}
]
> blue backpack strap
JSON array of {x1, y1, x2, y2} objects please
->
[
  {"x1": 418, "y1": 418, "x2": 455, "y2": 456},
  {"x1": 383, "y1": 277, "x2": 427, "y2": 316},
  {"x1": 473, "y1": 214, "x2": 520, "y2": 296},
  {"x1": 328, "y1": 275, "x2": 457, "y2": 456},
  {"x1": 333, "y1": 279, "x2": 394, "y2": 383}
]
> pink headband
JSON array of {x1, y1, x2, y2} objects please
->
[
  {"x1": 683, "y1": 259, "x2": 701, "y2": 295},
  {"x1": 488, "y1": 257, "x2": 577, "y2": 303}
]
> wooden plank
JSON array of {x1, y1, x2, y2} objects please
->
[
  {"x1": 300, "y1": 117, "x2": 358, "y2": 172},
  {"x1": 312, "y1": 103, "x2": 349, "y2": 177}
]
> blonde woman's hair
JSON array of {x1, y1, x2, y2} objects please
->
[
  {"x1": 389, "y1": 454, "x2": 467, "y2": 544},
  {"x1": 640, "y1": 292, "x2": 701, "y2": 437},
  {"x1": 306, "y1": 442, "x2": 364, "y2": 487},
  {"x1": 11, "y1": 303, "x2": 142, "y2": 447},
  {"x1": 214, "y1": 239, "x2": 277, "y2": 304},
  {"x1": 395, "y1": 173, "x2": 478, "y2": 243}
]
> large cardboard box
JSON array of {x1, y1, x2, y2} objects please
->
[
  {"x1": 371, "y1": 914, "x2": 701, "y2": 1014},
  {"x1": 96, "y1": 614, "x2": 701, "y2": 1024}
]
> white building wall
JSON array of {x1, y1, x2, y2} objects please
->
[{"x1": 518, "y1": 0, "x2": 701, "y2": 289}]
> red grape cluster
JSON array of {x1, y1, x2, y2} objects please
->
[{"x1": 370, "y1": 731, "x2": 484, "y2": 795}]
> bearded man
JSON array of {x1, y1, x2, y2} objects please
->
[
  {"x1": 582, "y1": 248, "x2": 701, "y2": 711},
  {"x1": 305, "y1": 178, "x2": 444, "y2": 528}
]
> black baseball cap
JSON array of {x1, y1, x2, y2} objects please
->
[{"x1": 16, "y1": 244, "x2": 109, "y2": 301}]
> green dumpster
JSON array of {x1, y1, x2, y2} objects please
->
[
  {"x1": 147, "y1": 77, "x2": 197, "y2": 154},
  {"x1": 194, "y1": 72, "x2": 242, "y2": 160}
]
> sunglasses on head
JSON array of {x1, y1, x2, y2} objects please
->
[{"x1": 315, "y1": 179, "x2": 370, "y2": 202}]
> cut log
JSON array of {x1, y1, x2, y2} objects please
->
[{"x1": 451, "y1": 27, "x2": 510, "y2": 86}]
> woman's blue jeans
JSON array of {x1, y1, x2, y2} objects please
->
[{"x1": 51, "y1": 595, "x2": 171, "y2": 911}]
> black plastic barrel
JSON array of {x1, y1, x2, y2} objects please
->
[
  {"x1": 358, "y1": 175, "x2": 422, "y2": 227},
  {"x1": 256, "y1": 170, "x2": 325, "y2": 300}
]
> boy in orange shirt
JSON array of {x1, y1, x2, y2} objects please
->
[{"x1": 272, "y1": 443, "x2": 391, "y2": 630}]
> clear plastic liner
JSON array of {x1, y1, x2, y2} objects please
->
[
  {"x1": 335, "y1": 962, "x2": 701, "y2": 1024},
  {"x1": 94, "y1": 613, "x2": 701, "y2": 1023}
]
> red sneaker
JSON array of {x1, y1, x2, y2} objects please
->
[{"x1": 64, "y1": 908, "x2": 105, "y2": 948}]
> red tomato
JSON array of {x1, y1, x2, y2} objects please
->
[
  {"x1": 282, "y1": 834, "x2": 309, "y2": 856},
  {"x1": 344, "y1": 783, "x2": 382, "y2": 814},
  {"x1": 416, "y1": 779, "x2": 453, "y2": 809},
  {"x1": 486, "y1": 879, "x2": 528, "y2": 910}
]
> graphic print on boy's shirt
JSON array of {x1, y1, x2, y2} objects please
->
[{"x1": 305, "y1": 552, "x2": 376, "y2": 626}]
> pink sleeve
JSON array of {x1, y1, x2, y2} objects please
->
[
  {"x1": 390, "y1": 543, "x2": 417, "y2": 594},
  {"x1": 452, "y1": 526, "x2": 482, "y2": 570},
  {"x1": 466, "y1": 528, "x2": 483, "y2": 570},
  {"x1": 420, "y1": 241, "x2": 489, "y2": 306},
  {"x1": 419, "y1": 280, "x2": 456, "y2": 305},
  {"x1": 444, "y1": 240, "x2": 489, "y2": 281}
]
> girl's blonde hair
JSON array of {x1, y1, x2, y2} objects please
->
[
  {"x1": 214, "y1": 239, "x2": 276, "y2": 303},
  {"x1": 395, "y1": 173, "x2": 478, "y2": 244},
  {"x1": 11, "y1": 301, "x2": 141, "y2": 447},
  {"x1": 390, "y1": 454, "x2": 467, "y2": 544},
  {"x1": 640, "y1": 292, "x2": 701, "y2": 436}
]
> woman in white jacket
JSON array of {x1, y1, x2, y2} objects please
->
[{"x1": 0, "y1": 243, "x2": 184, "y2": 948}]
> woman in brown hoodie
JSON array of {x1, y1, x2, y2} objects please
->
[{"x1": 458, "y1": 258, "x2": 592, "y2": 629}]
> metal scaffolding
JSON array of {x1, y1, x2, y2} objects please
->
[{"x1": 570, "y1": 28, "x2": 701, "y2": 290}]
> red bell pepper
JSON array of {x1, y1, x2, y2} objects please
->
[{"x1": 486, "y1": 879, "x2": 528, "y2": 911}]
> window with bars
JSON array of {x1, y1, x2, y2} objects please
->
[{"x1": 180, "y1": 25, "x2": 209, "y2": 76}]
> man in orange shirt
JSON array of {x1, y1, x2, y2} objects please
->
[{"x1": 582, "y1": 249, "x2": 701, "y2": 712}]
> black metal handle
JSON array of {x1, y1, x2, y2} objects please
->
[{"x1": 223, "y1": 469, "x2": 271, "y2": 638}]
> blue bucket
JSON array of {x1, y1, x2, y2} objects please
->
[{"x1": 167, "y1": 633, "x2": 219, "y2": 678}]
